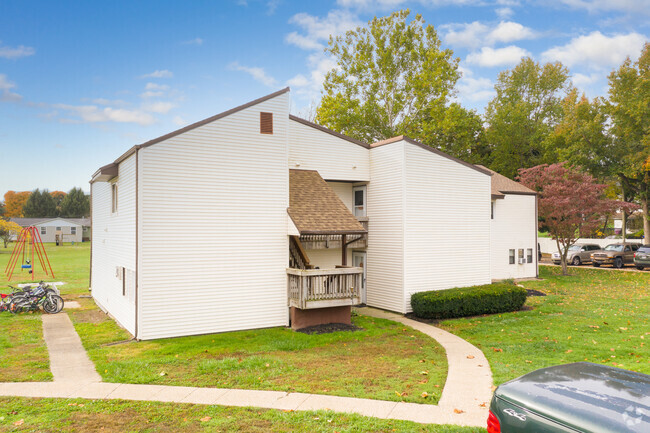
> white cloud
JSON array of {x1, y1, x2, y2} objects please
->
[
  {"x1": 542, "y1": 31, "x2": 647, "y2": 69},
  {"x1": 466, "y1": 45, "x2": 530, "y2": 67},
  {"x1": 141, "y1": 69, "x2": 174, "y2": 79},
  {"x1": 145, "y1": 82, "x2": 169, "y2": 91},
  {"x1": 571, "y1": 72, "x2": 600, "y2": 89},
  {"x1": 336, "y1": 0, "x2": 485, "y2": 8},
  {"x1": 140, "y1": 91, "x2": 164, "y2": 98},
  {"x1": 267, "y1": 0, "x2": 280, "y2": 14},
  {"x1": 91, "y1": 98, "x2": 128, "y2": 106},
  {"x1": 173, "y1": 115, "x2": 187, "y2": 126},
  {"x1": 182, "y1": 38, "x2": 203, "y2": 46},
  {"x1": 286, "y1": 74, "x2": 311, "y2": 88},
  {"x1": 442, "y1": 20, "x2": 536, "y2": 48},
  {"x1": 286, "y1": 10, "x2": 362, "y2": 51},
  {"x1": 229, "y1": 62, "x2": 278, "y2": 87},
  {"x1": 0, "y1": 74, "x2": 22, "y2": 101},
  {"x1": 54, "y1": 104, "x2": 156, "y2": 125},
  {"x1": 142, "y1": 101, "x2": 175, "y2": 114},
  {"x1": 455, "y1": 67, "x2": 495, "y2": 104},
  {"x1": 0, "y1": 42, "x2": 35, "y2": 59},
  {"x1": 495, "y1": 7, "x2": 514, "y2": 18},
  {"x1": 556, "y1": 0, "x2": 650, "y2": 15}
]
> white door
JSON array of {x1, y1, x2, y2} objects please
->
[{"x1": 352, "y1": 251, "x2": 367, "y2": 304}]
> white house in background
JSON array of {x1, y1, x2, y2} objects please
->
[
  {"x1": 477, "y1": 166, "x2": 538, "y2": 280},
  {"x1": 90, "y1": 88, "x2": 534, "y2": 340},
  {"x1": 10, "y1": 217, "x2": 90, "y2": 243}
]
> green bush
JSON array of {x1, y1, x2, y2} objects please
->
[{"x1": 410, "y1": 283, "x2": 527, "y2": 320}]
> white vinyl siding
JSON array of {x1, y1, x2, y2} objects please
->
[
  {"x1": 34, "y1": 219, "x2": 83, "y2": 243},
  {"x1": 137, "y1": 92, "x2": 290, "y2": 340},
  {"x1": 288, "y1": 119, "x2": 369, "y2": 182},
  {"x1": 403, "y1": 143, "x2": 492, "y2": 312},
  {"x1": 490, "y1": 194, "x2": 537, "y2": 279},
  {"x1": 366, "y1": 142, "x2": 405, "y2": 312},
  {"x1": 305, "y1": 248, "x2": 352, "y2": 270},
  {"x1": 327, "y1": 182, "x2": 354, "y2": 212},
  {"x1": 91, "y1": 154, "x2": 137, "y2": 333}
]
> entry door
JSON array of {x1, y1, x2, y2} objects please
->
[{"x1": 352, "y1": 251, "x2": 367, "y2": 304}]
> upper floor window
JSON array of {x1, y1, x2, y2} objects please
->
[
  {"x1": 353, "y1": 185, "x2": 366, "y2": 217},
  {"x1": 40, "y1": 226, "x2": 46, "y2": 235},
  {"x1": 111, "y1": 183, "x2": 118, "y2": 213}
]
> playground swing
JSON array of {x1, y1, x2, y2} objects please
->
[{"x1": 4, "y1": 226, "x2": 55, "y2": 282}]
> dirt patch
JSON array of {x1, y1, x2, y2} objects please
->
[
  {"x1": 71, "y1": 309, "x2": 108, "y2": 324},
  {"x1": 296, "y1": 323, "x2": 362, "y2": 334},
  {"x1": 526, "y1": 289, "x2": 547, "y2": 297}
]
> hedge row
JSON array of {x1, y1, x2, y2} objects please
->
[{"x1": 410, "y1": 283, "x2": 527, "y2": 320}]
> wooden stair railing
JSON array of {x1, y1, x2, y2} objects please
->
[{"x1": 289, "y1": 235, "x2": 313, "y2": 270}]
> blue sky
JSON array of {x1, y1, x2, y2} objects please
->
[{"x1": 0, "y1": 0, "x2": 648, "y2": 192}]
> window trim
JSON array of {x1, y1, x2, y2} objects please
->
[
  {"x1": 40, "y1": 226, "x2": 46, "y2": 235},
  {"x1": 527, "y1": 248, "x2": 533, "y2": 263},
  {"x1": 111, "y1": 182, "x2": 118, "y2": 214},
  {"x1": 71, "y1": 226, "x2": 77, "y2": 235},
  {"x1": 509, "y1": 249, "x2": 515, "y2": 265},
  {"x1": 353, "y1": 185, "x2": 367, "y2": 217}
]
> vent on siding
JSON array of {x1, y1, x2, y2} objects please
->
[{"x1": 260, "y1": 112, "x2": 273, "y2": 134}]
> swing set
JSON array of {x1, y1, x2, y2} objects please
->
[{"x1": 4, "y1": 226, "x2": 55, "y2": 282}]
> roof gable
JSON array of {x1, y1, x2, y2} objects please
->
[{"x1": 475, "y1": 165, "x2": 536, "y2": 197}]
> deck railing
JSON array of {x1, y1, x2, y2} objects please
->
[{"x1": 287, "y1": 267, "x2": 363, "y2": 309}]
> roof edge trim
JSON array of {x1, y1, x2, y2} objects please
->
[{"x1": 289, "y1": 115, "x2": 370, "y2": 149}]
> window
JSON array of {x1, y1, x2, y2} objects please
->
[
  {"x1": 518, "y1": 249, "x2": 524, "y2": 263},
  {"x1": 71, "y1": 227, "x2": 77, "y2": 235},
  {"x1": 353, "y1": 185, "x2": 366, "y2": 217},
  {"x1": 111, "y1": 183, "x2": 118, "y2": 213},
  {"x1": 40, "y1": 227, "x2": 46, "y2": 235},
  {"x1": 55, "y1": 226, "x2": 62, "y2": 232},
  {"x1": 122, "y1": 267, "x2": 126, "y2": 296},
  {"x1": 491, "y1": 201, "x2": 494, "y2": 219},
  {"x1": 509, "y1": 249, "x2": 515, "y2": 264},
  {"x1": 260, "y1": 112, "x2": 273, "y2": 134},
  {"x1": 527, "y1": 248, "x2": 533, "y2": 263}
]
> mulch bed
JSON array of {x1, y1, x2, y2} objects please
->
[
  {"x1": 526, "y1": 289, "x2": 547, "y2": 297},
  {"x1": 296, "y1": 323, "x2": 363, "y2": 335}
]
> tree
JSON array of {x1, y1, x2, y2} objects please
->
[
  {"x1": 607, "y1": 43, "x2": 650, "y2": 241},
  {"x1": 484, "y1": 58, "x2": 572, "y2": 178},
  {"x1": 0, "y1": 219, "x2": 22, "y2": 248},
  {"x1": 315, "y1": 9, "x2": 460, "y2": 146},
  {"x1": 3, "y1": 191, "x2": 31, "y2": 218},
  {"x1": 60, "y1": 187, "x2": 90, "y2": 218},
  {"x1": 50, "y1": 191, "x2": 67, "y2": 216},
  {"x1": 22, "y1": 189, "x2": 57, "y2": 218},
  {"x1": 434, "y1": 103, "x2": 489, "y2": 164},
  {"x1": 519, "y1": 163, "x2": 636, "y2": 275},
  {"x1": 0, "y1": 201, "x2": 5, "y2": 219}
]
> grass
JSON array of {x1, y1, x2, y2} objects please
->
[
  {"x1": 70, "y1": 310, "x2": 448, "y2": 405},
  {"x1": 438, "y1": 265, "x2": 650, "y2": 385},
  {"x1": 0, "y1": 397, "x2": 486, "y2": 433}
]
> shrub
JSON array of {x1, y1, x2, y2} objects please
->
[{"x1": 410, "y1": 283, "x2": 527, "y2": 320}]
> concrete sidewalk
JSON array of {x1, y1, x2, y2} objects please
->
[
  {"x1": 41, "y1": 313, "x2": 102, "y2": 383},
  {"x1": 3, "y1": 310, "x2": 492, "y2": 427}
]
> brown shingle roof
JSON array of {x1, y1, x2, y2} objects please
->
[
  {"x1": 288, "y1": 170, "x2": 367, "y2": 235},
  {"x1": 475, "y1": 165, "x2": 536, "y2": 198}
]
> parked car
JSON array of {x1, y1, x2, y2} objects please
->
[
  {"x1": 488, "y1": 362, "x2": 650, "y2": 433},
  {"x1": 591, "y1": 242, "x2": 640, "y2": 268},
  {"x1": 551, "y1": 243, "x2": 601, "y2": 266},
  {"x1": 634, "y1": 245, "x2": 650, "y2": 270}
]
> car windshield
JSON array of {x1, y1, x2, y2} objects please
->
[
  {"x1": 568, "y1": 245, "x2": 581, "y2": 251},
  {"x1": 604, "y1": 245, "x2": 624, "y2": 252},
  {"x1": 639, "y1": 247, "x2": 650, "y2": 253}
]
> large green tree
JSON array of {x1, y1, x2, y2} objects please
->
[
  {"x1": 484, "y1": 57, "x2": 572, "y2": 178},
  {"x1": 607, "y1": 42, "x2": 650, "y2": 239},
  {"x1": 60, "y1": 187, "x2": 90, "y2": 218},
  {"x1": 316, "y1": 9, "x2": 465, "y2": 149},
  {"x1": 22, "y1": 189, "x2": 57, "y2": 218}
]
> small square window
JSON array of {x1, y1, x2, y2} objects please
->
[
  {"x1": 509, "y1": 249, "x2": 515, "y2": 265},
  {"x1": 71, "y1": 227, "x2": 77, "y2": 235},
  {"x1": 527, "y1": 248, "x2": 533, "y2": 263},
  {"x1": 40, "y1": 227, "x2": 46, "y2": 235},
  {"x1": 56, "y1": 226, "x2": 62, "y2": 231}
]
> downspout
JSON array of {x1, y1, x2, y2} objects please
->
[{"x1": 134, "y1": 146, "x2": 140, "y2": 340}]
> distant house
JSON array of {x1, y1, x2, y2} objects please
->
[
  {"x1": 90, "y1": 88, "x2": 537, "y2": 340},
  {"x1": 10, "y1": 217, "x2": 91, "y2": 243},
  {"x1": 477, "y1": 166, "x2": 538, "y2": 280}
]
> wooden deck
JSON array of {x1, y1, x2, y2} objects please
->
[{"x1": 287, "y1": 267, "x2": 363, "y2": 309}]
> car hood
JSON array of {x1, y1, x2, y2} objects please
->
[{"x1": 494, "y1": 362, "x2": 650, "y2": 433}]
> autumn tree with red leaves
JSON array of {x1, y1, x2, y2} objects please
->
[{"x1": 519, "y1": 163, "x2": 637, "y2": 275}]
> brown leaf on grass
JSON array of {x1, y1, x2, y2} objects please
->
[
  {"x1": 200, "y1": 416, "x2": 211, "y2": 422},
  {"x1": 492, "y1": 348, "x2": 503, "y2": 352},
  {"x1": 421, "y1": 392, "x2": 429, "y2": 398},
  {"x1": 14, "y1": 419, "x2": 24, "y2": 426}
]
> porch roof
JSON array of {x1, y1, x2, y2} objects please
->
[
  {"x1": 288, "y1": 169, "x2": 367, "y2": 235},
  {"x1": 475, "y1": 165, "x2": 536, "y2": 198}
]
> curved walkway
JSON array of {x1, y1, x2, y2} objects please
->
[{"x1": 0, "y1": 308, "x2": 493, "y2": 427}]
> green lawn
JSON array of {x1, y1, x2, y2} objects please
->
[
  {"x1": 0, "y1": 397, "x2": 486, "y2": 433},
  {"x1": 71, "y1": 310, "x2": 448, "y2": 405},
  {"x1": 439, "y1": 266, "x2": 650, "y2": 385}
]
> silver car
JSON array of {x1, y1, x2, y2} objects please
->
[{"x1": 552, "y1": 243, "x2": 601, "y2": 266}]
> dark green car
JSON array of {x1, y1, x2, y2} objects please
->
[
  {"x1": 634, "y1": 245, "x2": 650, "y2": 270},
  {"x1": 488, "y1": 362, "x2": 650, "y2": 432}
]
